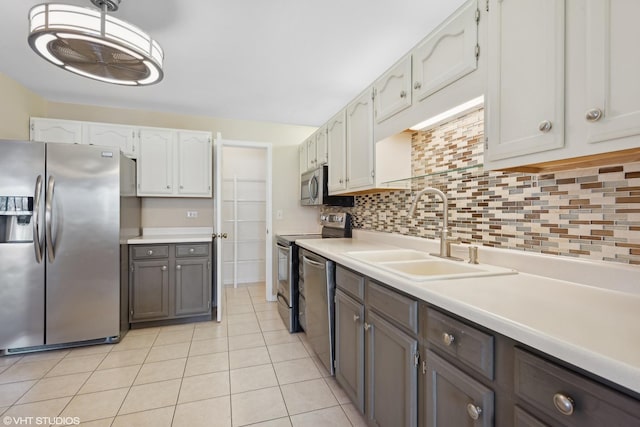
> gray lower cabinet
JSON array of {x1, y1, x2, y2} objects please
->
[
  {"x1": 366, "y1": 309, "x2": 418, "y2": 427},
  {"x1": 129, "y1": 243, "x2": 211, "y2": 324},
  {"x1": 335, "y1": 289, "x2": 365, "y2": 412},
  {"x1": 334, "y1": 265, "x2": 419, "y2": 427},
  {"x1": 424, "y1": 349, "x2": 494, "y2": 427},
  {"x1": 334, "y1": 264, "x2": 640, "y2": 427},
  {"x1": 130, "y1": 259, "x2": 170, "y2": 321}
]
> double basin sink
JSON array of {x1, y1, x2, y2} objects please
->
[{"x1": 344, "y1": 249, "x2": 516, "y2": 281}]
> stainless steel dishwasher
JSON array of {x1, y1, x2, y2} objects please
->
[{"x1": 300, "y1": 247, "x2": 336, "y2": 375}]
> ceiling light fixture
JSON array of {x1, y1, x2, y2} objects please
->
[{"x1": 28, "y1": 0, "x2": 164, "y2": 86}]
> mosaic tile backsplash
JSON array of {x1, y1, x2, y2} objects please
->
[{"x1": 336, "y1": 109, "x2": 640, "y2": 264}]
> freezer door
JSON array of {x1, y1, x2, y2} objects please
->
[
  {"x1": 45, "y1": 143, "x2": 120, "y2": 344},
  {"x1": 0, "y1": 140, "x2": 45, "y2": 349}
]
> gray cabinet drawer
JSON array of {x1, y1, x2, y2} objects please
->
[
  {"x1": 336, "y1": 265, "x2": 365, "y2": 301},
  {"x1": 514, "y1": 348, "x2": 640, "y2": 427},
  {"x1": 132, "y1": 245, "x2": 169, "y2": 259},
  {"x1": 176, "y1": 244, "x2": 209, "y2": 257},
  {"x1": 367, "y1": 280, "x2": 418, "y2": 334},
  {"x1": 426, "y1": 308, "x2": 494, "y2": 380}
]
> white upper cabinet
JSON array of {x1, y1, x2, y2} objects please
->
[
  {"x1": 316, "y1": 125, "x2": 328, "y2": 166},
  {"x1": 177, "y1": 131, "x2": 212, "y2": 197},
  {"x1": 306, "y1": 134, "x2": 317, "y2": 171},
  {"x1": 85, "y1": 123, "x2": 138, "y2": 158},
  {"x1": 374, "y1": 55, "x2": 412, "y2": 124},
  {"x1": 138, "y1": 128, "x2": 213, "y2": 198},
  {"x1": 373, "y1": 0, "x2": 484, "y2": 142},
  {"x1": 485, "y1": 0, "x2": 640, "y2": 171},
  {"x1": 30, "y1": 118, "x2": 83, "y2": 144},
  {"x1": 137, "y1": 128, "x2": 175, "y2": 196},
  {"x1": 299, "y1": 139, "x2": 308, "y2": 175},
  {"x1": 485, "y1": 0, "x2": 565, "y2": 163},
  {"x1": 584, "y1": 0, "x2": 640, "y2": 145},
  {"x1": 413, "y1": 0, "x2": 479, "y2": 103},
  {"x1": 346, "y1": 88, "x2": 375, "y2": 191},
  {"x1": 327, "y1": 110, "x2": 347, "y2": 193}
]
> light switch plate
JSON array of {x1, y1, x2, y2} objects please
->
[{"x1": 187, "y1": 211, "x2": 198, "y2": 218}]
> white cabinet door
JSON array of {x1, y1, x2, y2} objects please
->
[
  {"x1": 327, "y1": 110, "x2": 347, "y2": 193},
  {"x1": 299, "y1": 141, "x2": 308, "y2": 175},
  {"x1": 374, "y1": 55, "x2": 412, "y2": 123},
  {"x1": 316, "y1": 125, "x2": 328, "y2": 166},
  {"x1": 413, "y1": 0, "x2": 479, "y2": 103},
  {"x1": 177, "y1": 131, "x2": 212, "y2": 197},
  {"x1": 85, "y1": 123, "x2": 138, "y2": 158},
  {"x1": 485, "y1": 0, "x2": 565, "y2": 162},
  {"x1": 30, "y1": 118, "x2": 82, "y2": 144},
  {"x1": 137, "y1": 129, "x2": 174, "y2": 196},
  {"x1": 306, "y1": 134, "x2": 317, "y2": 171},
  {"x1": 346, "y1": 89, "x2": 375, "y2": 190},
  {"x1": 584, "y1": 0, "x2": 640, "y2": 145}
]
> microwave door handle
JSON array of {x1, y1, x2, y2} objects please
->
[
  {"x1": 32, "y1": 174, "x2": 44, "y2": 263},
  {"x1": 45, "y1": 175, "x2": 56, "y2": 263},
  {"x1": 308, "y1": 176, "x2": 315, "y2": 203}
]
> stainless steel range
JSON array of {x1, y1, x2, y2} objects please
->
[{"x1": 275, "y1": 212, "x2": 352, "y2": 333}]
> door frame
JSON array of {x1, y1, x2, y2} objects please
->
[{"x1": 214, "y1": 134, "x2": 274, "y2": 322}]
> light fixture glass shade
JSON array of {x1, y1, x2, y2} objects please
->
[{"x1": 28, "y1": 3, "x2": 164, "y2": 86}]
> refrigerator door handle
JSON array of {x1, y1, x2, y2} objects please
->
[
  {"x1": 33, "y1": 175, "x2": 44, "y2": 263},
  {"x1": 45, "y1": 175, "x2": 56, "y2": 263}
]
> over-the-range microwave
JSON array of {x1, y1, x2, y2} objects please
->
[{"x1": 300, "y1": 165, "x2": 354, "y2": 207}]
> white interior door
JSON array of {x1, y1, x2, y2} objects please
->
[{"x1": 214, "y1": 133, "x2": 224, "y2": 321}]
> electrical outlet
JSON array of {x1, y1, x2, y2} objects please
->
[{"x1": 187, "y1": 211, "x2": 198, "y2": 218}]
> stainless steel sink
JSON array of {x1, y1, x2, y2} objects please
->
[{"x1": 344, "y1": 249, "x2": 517, "y2": 281}]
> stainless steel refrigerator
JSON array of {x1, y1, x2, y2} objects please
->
[{"x1": 0, "y1": 140, "x2": 140, "y2": 352}]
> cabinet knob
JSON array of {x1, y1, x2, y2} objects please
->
[
  {"x1": 353, "y1": 314, "x2": 360, "y2": 322},
  {"x1": 161, "y1": 265, "x2": 167, "y2": 271},
  {"x1": 166, "y1": 185, "x2": 171, "y2": 189},
  {"x1": 400, "y1": 90, "x2": 407, "y2": 98},
  {"x1": 189, "y1": 248, "x2": 195, "y2": 253},
  {"x1": 553, "y1": 393, "x2": 575, "y2": 416},
  {"x1": 180, "y1": 185, "x2": 184, "y2": 189},
  {"x1": 538, "y1": 120, "x2": 553, "y2": 133},
  {"x1": 147, "y1": 250, "x2": 153, "y2": 255},
  {"x1": 414, "y1": 81, "x2": 422, "y2": 90},
  {"x1": 466, "y1": 403, "x2": 482, "y2": 420},
  {"x1": 339, "y1": 178, "x2": 343, "y2": 184},
  {"x1": 442, "y1": 332, "x2": 455, "y2": 346},
  {"x1": 176, "y1": 265, "x2": 181, "y2": 270},
  {"x1": 363, "y1": 322, "x2": 371, "y2": 331},
  {"x1": 585, "y1": 108, "x2": 603, "y2": 122}
]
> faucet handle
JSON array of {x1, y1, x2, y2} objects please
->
[{"x1": 468, "y1": 246, "x2": 479, "y2": 264}]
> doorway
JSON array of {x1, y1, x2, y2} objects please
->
[{"x1": 214, "y1": 136, "x2": 273, "y2": 321}]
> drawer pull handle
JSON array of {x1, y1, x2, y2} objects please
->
[
  {"x1": 466, "y1": 403, "x2": 482, "y2": 420},
  {"x1": 353, "y1": 314, "x2": 360, "y2": 322},
  {"x1": 553, "y1": 393, "x2": 575, "y2": 416},
  {"x1": 147, "y1": 250, "x2": 153, "y2": 255},
  {"x1": 442, "y1": 332, "x2": 455, "y2": 346},
  {"x1": 161, "y1": 265, "x2": 167, "y2": 271},
  {"x1": 189, "y1": 248, "x2": 195, "y2": 253},
  {"x1": 363, "y1": 322, "x2": 371, "y2": 331},
  {"x1": 176, "y1": 265, "x2": 181, "y2": 270}
]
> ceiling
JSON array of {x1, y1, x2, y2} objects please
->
[{"x1": 0, "y1": 0, "x2": 466, "y2": 127}]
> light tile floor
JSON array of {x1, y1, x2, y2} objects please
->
[{"x1": 0, "y1": 283, "x2": 369, "y2": 427}]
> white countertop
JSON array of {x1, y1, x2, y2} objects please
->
[
  {"x1": 127, "y1": 227, "x2": 213, "y2": 244},
  {"x1": 296, "y1": 231, "x2": 640, "y2": 395}
]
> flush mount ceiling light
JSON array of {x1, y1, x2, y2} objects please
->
[{"x1": 28, "y1": 0, "x2": 164, "y2": 86}]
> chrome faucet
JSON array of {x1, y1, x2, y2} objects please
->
[{"x1": 409, "y1": 187, "x2": 459, "y2": 259}]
